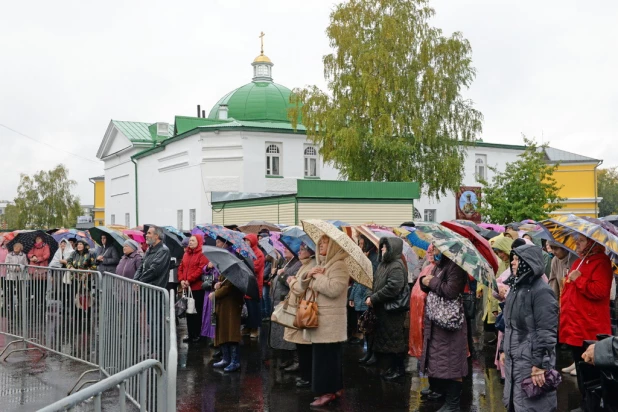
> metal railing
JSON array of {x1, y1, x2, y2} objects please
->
[
  {"x1": 36, "y1": 359, "x2": 165, "y2": 412},
  {"x1": 0, "y1": 264, "x2": 177, "y2": 412}
]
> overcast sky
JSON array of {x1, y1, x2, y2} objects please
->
[{"x1": 1, "y1": 0, "x2": 617, "y2": 204}]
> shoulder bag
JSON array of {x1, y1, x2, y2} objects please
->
[
  {"x1": 294, "y1": 287, "x2": 319, "y2": 329},
  {"x1": 425, "y1": 291, "x2": 464, "y2": 331},
  {"x1": 271, "y1": 293, "x2": 299, "y2": 329}
]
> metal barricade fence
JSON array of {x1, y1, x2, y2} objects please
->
[
  {"x1": 100, "y1": 272, "x2": 170, "y2": 411},
  {"x1": 0, "y1": 264, "x2": 101, "y2": 366}
]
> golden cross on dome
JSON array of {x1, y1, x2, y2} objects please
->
[{"x1": 259, "y1": 31, "x2": 265, "y2": 55}]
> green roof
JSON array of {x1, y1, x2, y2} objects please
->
[
  {"x1": 112, "y1": 120, "x2": 173, "y2": 143},
  {"x1": 208, "y1": 81, "x2": 296, "y2": 123},
  {"x1": 297, "y1": 180, "x2": 420, "y2": 200},
  {"x1": 173, "y1": 116, "x2": 233, "y2": 135}
]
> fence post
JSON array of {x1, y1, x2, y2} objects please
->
[
  {"x1": 167, "y1": 290, "x2": 177, "y2": 412},
  {"x1": 20, "y1": 268, "x2": 28, "y2": 344}
]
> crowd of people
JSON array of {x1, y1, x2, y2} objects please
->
[{"x1": 1, "y1": 219, "x2": 617, "y2": 411}]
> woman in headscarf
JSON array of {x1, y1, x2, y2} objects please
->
[
  {"x1": 178, "y1": 234, "x2": 209, "y2": 343},
  {"x1": 4, "y1": 243, "x2": 28, "y2": 316},
  {"x1": 50, "y1": 239, "x2": 74, "y2": 269},
  {"x1": 559, "y1": 234, "x2": 613, "y2": 400},
  {"x1": 419, "y1": 253, "x2": 469, "y2": 412},
  {"x1": 499, "y1": 244, "x2": 558, "y2": 412},
  {"x1": 116, "y1": 239, "x2": 143, "y2": 279},
  {"x1": 366, "y1": 237, "x2": 408, "y2": 380},
  {"x1": 293, "y1": 235, "x2": 350, "y2": 407},
  {"x1": 269, "y1": 244, "x2": 302, "y2": 366},
  {"x1": 355, "y1": 234, "x2": 377, "y2": 364},
  {"x1": 284, "y1": 242, "x2": 317, "y2": 389},
  {"x1": 481, "y1": 236, "x2": 513, "y2": 345},
  {"x1": 244, "y1": 234, "x2": 265, "y2": 339}
]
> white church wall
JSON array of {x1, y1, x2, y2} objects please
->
[
  {"x1": 137, "y1": 134, "x2": 203, "y2": 230},
  {"x1": 104, "y1": 148, "x2": 140, "y2": 228},
  {"x1": 415, "y1": 145, "x2": 524, "y2": 222}
]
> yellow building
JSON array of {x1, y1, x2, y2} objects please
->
[
  {"x1": 545, "y1": 147, "x2": 602, "y2": 217},
  {"x1": 89, "y1": 176, "x2": 105, "y2": 226}
]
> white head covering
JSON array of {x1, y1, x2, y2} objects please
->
[{"x1": 50, "y1": 239, "x2": 74, "y2": 268}]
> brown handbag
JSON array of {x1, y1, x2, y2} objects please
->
[{"x1": 294, "y1": 287, "x2": 319, "y2": 329}]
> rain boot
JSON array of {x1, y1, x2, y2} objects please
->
[
  {"x1": 437, "y1": 380, "x2": 461, "y2": 412},
  {"x1": 224, "y1": 344, "x2": 241, "y2": 372},
  {"x1": 359, "y1": 337, "x2": 373, "y2": 363},
  {"x1": 213, "y1": 344, "x2": 230, "y2": 369}
]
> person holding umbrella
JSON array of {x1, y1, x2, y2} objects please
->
[
  {"x1": 96, "y1": 234, "x2": 120, "y2": 273},
  {"x1": 244, "y1": 234, "x2": 265, "y2": 339}
]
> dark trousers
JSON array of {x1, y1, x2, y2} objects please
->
[
  {"x1": 187, "y1": 289, "x2": 205, "y2": 339},
  {"x1": 312, "y1": 342, "x2": 343, "y2": 394},
  {"x1": 297, "y1": 344, "x2": 313, "y2": 382}
]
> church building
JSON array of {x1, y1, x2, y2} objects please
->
[{"x1": 95, "y1": 43, "x2": 603, "y2": 229}]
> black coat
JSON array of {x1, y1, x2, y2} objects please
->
[
  {"x1": 500, "y1": 244, "x2": 558, "y2": 412},
  {"x1": 134, "y1": 241, "x2": 171, "y2": 289},
  {"x1": 369, "y1": 237, "x2": 408, "y2": 354}
]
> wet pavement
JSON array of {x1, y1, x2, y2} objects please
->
[{"x1": 175, "y1": 322, "x2": 582, "y2": 412}]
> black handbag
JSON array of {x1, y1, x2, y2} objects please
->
[
  {"x1": 385, "y1": 283, "x2": 411, "y2": 313},
  {"x1": 201, "y1": 273, "x2": 214, "y2": 291},
  {"x1": 462, "y1": 292, "x2": 476, "y2": 319},
  {"x1": 358, "y1": 308, "x2": 377, "y2": 334}
]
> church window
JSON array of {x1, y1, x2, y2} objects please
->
[
  {"x1": 125, "y1": 213, "x2": 130, "y2": 228},
  {"x1": 475, "y1": 154, "x2": 487, "y2": 181},
  {"x1": 266, "y1": 143, "x2": 282, "y2": 176},
  {"x1": 110, "y1": 214, "x2": 115, "y2": 225},
  {"x1": 257, "y1": 65, "x2": 268, "y2": 77},
  {"x1": 177, "y1": 210, "x2": 183, "y2": 231},
  {"x1": 424, "y1": 209, "x2": 436, "y2": 222},
  {"x1": 189, "y1": 209, "x2": 196, "y2": 229},
  {"x1": 304, "y1": 145, "x2": 318, "y2": 177}
]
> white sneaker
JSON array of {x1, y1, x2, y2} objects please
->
[
  {"x1": 570, "y1": 368, "x2": 577, "y2": 376},
  {"x1": 562, "y1": 363, "x2": 576, "y2": 373}
]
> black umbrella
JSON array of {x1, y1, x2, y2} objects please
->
[
  {"x1": 143, "y1": 224, "x2": 184, "y2": 264},
  {"x1": 202, "y1": 246, "x2": 259, "y2": 300},
  {"x1": 480, "y1": 229, "x2": 500, "y2": 240},
  {"x1": 7, "y1": 230, "x2": 59, "y2": 258},
  {"x1": 89, "y1": 226, "x2": 127, "y2": 255}
]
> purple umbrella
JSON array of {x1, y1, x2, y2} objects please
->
[{"x1": 192, "y1": 224, "x2": 256, "y2": 259}]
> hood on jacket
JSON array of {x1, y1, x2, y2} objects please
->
[
  {"x1": 491, "y1": 235, "x2": 513, "y2": 255},
  {"x1": 245, "y1": 233, "x2": 258, "y2": 248},
  {"x1": 317, "y1": 238, "x2": 347, "y2": 267},
  {"x1": 188, "y1": 234, "x2": 204, "y2": 254},
  {"x1": 379, "y1": 237, "x2": 403, "y2": 263},
  {"x1": 512, "y1": 244, "x2": 545, "y2": 283}
]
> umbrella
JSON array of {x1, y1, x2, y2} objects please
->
[
  {"x1": 143, "y1": 224, "x2": 185, "y2": 263},
  {"x1": 528, "y1": 229, "x2": 551, "y2": 241},
  {"x1": 414, "y1": 222, "x2": 497, "y2": 288},
  {"x1": 540, "y1": 214, "x2": 618, "y2": 275},
  {"x1": 279, "y1": 226, "x2": 317, "y2": 256},
  {"x1": 520, "y1": 223, "x2": 541, "y2": 232},
  {"x1": 326, "y1": 220, "x2": 350, "y2": 229},
  {"x1": 302, "y1": 219, "x2": 373, "y2": 288},
  {"x1": 453, "y1": 219, "x2": 483, "y2": 232},
  {"x1": 259, "y1": 237, "x2": 279, "y2": 259},
  {"x1": 7, "y1": 230, "x2": 59, "y2": 258},
  {"x1": 268, "y1": 232, "x2": 287, "y2": 257},
  {"x1": 479, "y1": 223, "x2": 505, "y2": 233},
  {"x1": 89, "y1": 226, "x2": 127, "y2": 255},
  {"x1": 520, "y1": 219, "x2": 538, "y2": 225},
  {"x1": 192, "y1": 224, "x2": 256, "y2": 259},
  {"x1": 202, "y1": 245, "x2": 259, "y2": 299},
  {"x1": 441, "y1": 221, "x2": 499, "y2": 275},
  {"x1": 600, "y1": 215, "x2": 618, "y2": 226},
  {"x1": 355, "y1": 226, "x2": 419, "y2": 280},
  {"x1": 239, "y1": 220, "x2": 281, "y2": 234},
  {"x1": 52, "y1": 232, "x2": 94, "y2": 248},
  {"x1": 123, "y1": 229, "x2": 145, "y2": 244},
  {"x1": 161, "y1": 226, "x2": 186, "y2": 242}
]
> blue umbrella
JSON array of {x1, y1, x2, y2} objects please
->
[
  {"x1": 52, "y1": 232, "x2": 94, "y2": 248},
  {"x1": 280, "y1": 226, "x2": 316, "y2": 255},
  {"x1": 162, "y1": 226, "x2": 186, "y2": 242},
  {"x1": 326, "y1": 220, "x2": 350, "y2": 229}
]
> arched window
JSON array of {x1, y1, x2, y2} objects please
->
[
  {"x1": 475, "y1": 154, "x2": 487, "y2": 181},
  {"x1": 266, "y1": 143, "x2": 281, "y2": 176},
  {"x1": 304, "y1": 145, "x2": 318, "y2": 177}
]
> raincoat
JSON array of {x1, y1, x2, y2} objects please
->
[
  {"x1": 409, "y1": 261, "x2": 434, "y2": 357},
  {"x1": 214, "y1": 276, "x2": 245, "y2": 346},
  {"x1": 27, "y1": 241, "x2": 50, "y2": 279},
  {"x1": 559, "y1": 249, "x2": 613, "y2": 347},
  {"x1": 96, "y1": 243, "x2": 120, "y2": 273},
  {"x1": 178, "y1": 234, "x2": 208, "y2": 291},
  {"x1": 484, "y1": 236, "x2": 513, "y2": 324},
  {"x1": 245, "y1": 234, "x2": 265, "y2": 298},
  {"x1": 500, "y1": 244, "x2": 558, "y2": 412},
  {"x1": 50, "y1": 240, "x2": 74, "y2": 269}
]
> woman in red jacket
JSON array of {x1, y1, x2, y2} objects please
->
[
  {"x1": 559, "y1": 234, "x2": 613, "y2": 395},
  {"x1": 244, "y1": 234, "x2": 264, "y2": 339},
  {"x1": 178, "y1": 234, "x2": 209, "y2": 343}
]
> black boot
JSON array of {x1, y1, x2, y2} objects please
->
[
  {"x1": 359, "y1": 350, "x2": 373, "y2": 364},
  {"x1": 437, "y1": 380, "x2": 462, "y2": 412},
  {"x1": 384, "y1": 354, "x2": 405, "y2": 380},
  {"x1": 365, "y1": 353, "x2": 378, "y2": 365}
]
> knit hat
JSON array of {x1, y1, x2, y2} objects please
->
[
  {"x1": 124, "y1": 239, "x2": 140, "y2": 251},
  {"x1": 182, "y1": 238, "x2": 190, "y2": 247}
]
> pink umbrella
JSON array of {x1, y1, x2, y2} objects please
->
[
  {"x1": 479, "y1": 223, "x2": 505, "y2": 233},
  {"x1": 269, "y1": 232, "x2": 287, "y2": 257},
  {"x1": 123, "y1": 229, "x2": 145, "y2": 244}
]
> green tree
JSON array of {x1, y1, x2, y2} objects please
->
[
  {"x1": 10, "y1": 164, "x2": 83, "y2": 229},
  {"x1": 1, "y1": 203, "x2": 20, "y2": 229},
  {"x1": 289, "y1": 0, "x2": 483, "y2": 198},
  {"x1": 598, "y1": 167, "x2": 618, "y2": 217},
  {"x1": 477, "y1": 138, "x2": 564, "y2": 224}
]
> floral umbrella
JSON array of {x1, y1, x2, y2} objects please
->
[
  {"x1": 192, "y1": 224, "x2": 256, "y2": 259},
  {"x1": 7, "y1": 230, "x2": 59, "y2": 258},
  {"x1": 441, "y1": 221, "x2": 499, "y2": 275},
  {"x1": 302, "y1": 219, "x2": 373, "y2": 288},
  {"x1": 268, "y1": 232, "x2": 287, "y2": 257},
  {"x1": 540, "y1": 214, "x2": 618, "y2": 275},
  {"x1": 414, "y1": 222, "x2": 497, "y2": 289},
  {"x1": 52, "y1": 231, "x2": 94, "y2": 248}
]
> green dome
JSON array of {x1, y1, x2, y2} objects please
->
[{"x1": 208, "y1": 81, "x2": 294, "y2": 123}]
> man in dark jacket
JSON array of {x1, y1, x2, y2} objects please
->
[
  {"x1": 134, "y1": 226, "x2": 171, "y2": 289},
  {"x1": 583, "y1": 335, "x2": 618, "y2": 368}
]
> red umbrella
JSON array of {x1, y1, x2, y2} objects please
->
[{"x1": 441, "y1": 221, "x2": 499, "y2": 275}]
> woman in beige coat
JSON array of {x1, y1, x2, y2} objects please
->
[
  {"x1": 284, "y1": 243, "x2": 317, "y2": 388},
  {"x1": 292, "y1": 235, "x2": 350, "y2": 407}
]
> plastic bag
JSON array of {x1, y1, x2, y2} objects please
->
[{"x1": 175, "y1": 294, "x2": 188, "y2": 318}]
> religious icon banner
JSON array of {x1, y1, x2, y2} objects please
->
[{"x1": 456, "y1": 186, "x2": 482, "y2": 222}]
